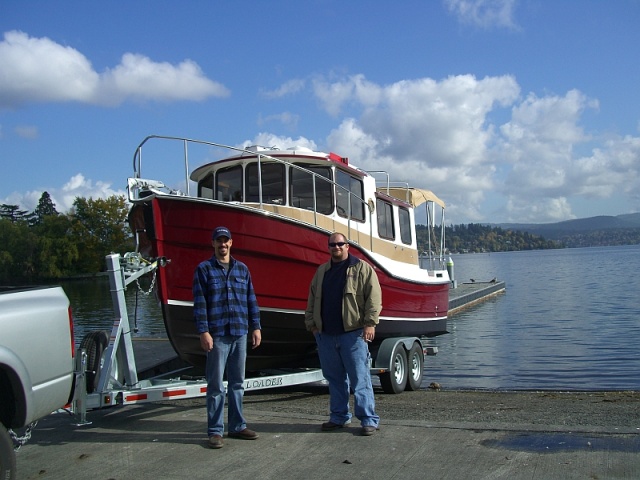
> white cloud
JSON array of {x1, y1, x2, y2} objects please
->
[
  {"x1": 257, "y1": 111, "x2": 300, "y2": 129},
  {"x1": 315, "y1": 74, "x2": 518, "y2": 221},
  {"x1": 14, "y1": 125, "x2": 38, "y2": 139},
  {"x1": 444, "y1": 0, "x2": 519, "y2": 30},
  {"x1": 260, "y1": 79, "x2": 306, "y2": 99},
  {"x1": 2, "y1": 173, "x2": 125, "y2": 213},
  {"x1": 238, "y1": 133, "x2": 318, "y2": 152},
  {"x1": 307, "y1": 73, "x2": 640, "y2": 223},
  {"x1": 98, "y1": 53, "x2": 228, "y2": 106},
  {"x1": 0, "y1": 31, "x2": 229, "y2": 108}
]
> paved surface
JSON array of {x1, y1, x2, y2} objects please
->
[
  {"x1": 14, "y1": 393, "x2": 640, "y2": 480},
  {"x1": 16, "y1": 279, "x2": 638, "y2": 479}
]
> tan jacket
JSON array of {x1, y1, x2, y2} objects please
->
[{"x1": 305, "y1": 255, "x2": 382, "y2": 333}]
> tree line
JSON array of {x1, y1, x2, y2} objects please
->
[
  {"x1": 5, "y1": 192, "x2": 628, "y2": 284},
  {"x1": 417, "y1": 223, "x2": 562, "y2": 254},
  {"x1": 0, "y1": 192, "x2": 132, "y2": 285}
]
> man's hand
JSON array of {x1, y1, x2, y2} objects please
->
[
  {"x1": 363, "y1": 325, "x2": 375, "y2": 342},
  {"x1": 251, "y1": 329, "x2": 262, "y2": 349},
  {"x1": 200, "y1": 332, "x2": 213, "y2": 352}
]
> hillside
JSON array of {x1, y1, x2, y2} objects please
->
[{"x1": 495, "y1": 212, "x2": 640, "y2": 247}]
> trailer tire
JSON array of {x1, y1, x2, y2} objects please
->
[
  {"x1": 0, "y1": 425, "x2": 16, "y2": 480},
  {"x1": 80, "y1": 331, "x2": 109, "y2": 394},
  {"x1": 405, "y1": 342, "x2": 424, "y2": 391},
  {"x1": 379, "y1": 344, "x2": 408, "y2": 394}
]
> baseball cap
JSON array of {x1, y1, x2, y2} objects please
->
[{"x1": 212, "y1": 226, "x2": 232, "y2": 240}]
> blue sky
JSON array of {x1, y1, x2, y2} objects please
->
[{"x1": 1, "y1": 0, "x2": 639, "y2": 224}]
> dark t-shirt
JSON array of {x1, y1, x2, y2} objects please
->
[{"x1": 321, "y1": 258, "x2": 348, "y2": 334}]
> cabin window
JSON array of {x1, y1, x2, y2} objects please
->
[
  {"x1": 246, "y1": 162, "x2": 285, "y2": 204},
  {"x1": 336, "y1": 170, "x2": 365, "y2": 222},
  {"x1": 290, "y1": 165, "x2": 333, "y2": 214},
  {"x1": 198, "y1": 172, "x2": 214, "y2": 199},
  {"x1": 399, "y1": 207, "x2": 412, "y2": 245},
  {"x1": 376, "y1": 199, "x2": 395, "y2": 240},
  {"x1": 216, "y1": 166, "x2": 243, "y2": 201}
]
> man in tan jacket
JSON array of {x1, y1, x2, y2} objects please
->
[{"x1": 305, "y1": 232, "x2": 382, "y2": 436}]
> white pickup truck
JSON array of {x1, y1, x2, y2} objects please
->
[{"x1": 0, "y1": 286, "x2": 76, "y2": 480}]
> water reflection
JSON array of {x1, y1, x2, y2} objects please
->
[{"x1": 61, "y1": 276, "x2": 165, "y2": 343}]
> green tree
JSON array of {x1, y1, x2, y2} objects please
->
[
  {"x1": 30, "y1": 191, "x2": 58, "y2": 225},
  {"x1": 0, "y1": 204, "x2": 29, "y2": 222},
  {"x1": 33, "y1": 214, "x2": 79, "y2": 279},
  {"x1": 0, "y1": 218, "x2": 39, "y2": 283},
  {"x1": 69, "y1": 195, "x2": 133, "y2": 273}
]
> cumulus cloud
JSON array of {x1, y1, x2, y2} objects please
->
[
  {"x1": 0, "y1": 30, "x2": 229, "y2": 108},
  {"x1": 2, "y1": 173, "x2": 125, "y2": 213},
  {"x1": 238, "y1": 133, "x2": 318, "y2": 152},
  {"x1": 305, "y1": 73, "x2": 640, "y2": 223},
  {"x1": 444, "y1": 0, "x2": 519, "y2": 30},
  {"x1": 313, "y1": 74, "x2": 518, "y2": 221}
]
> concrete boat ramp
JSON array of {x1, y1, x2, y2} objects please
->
[
  {"x1": 16, "y1": 389, "x2": 640, "y2": 480},
  {"x1": 20, "y1": 279, "x2": 639, "y2": 479}
]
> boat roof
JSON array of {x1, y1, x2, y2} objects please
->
[{"x1": 378, "y1": 187, "x2": 446, "y2": 209}]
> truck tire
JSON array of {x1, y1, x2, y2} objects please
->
[
  {"x1": 0, "y1": 425, "x2": 16, "y2": 480},
  {"x1": 80, "y1": 331, "x2": 109, "y2": 393},
  {"x1": 379, "y1": 343, "x2": 408, "y2": 394},
  {"x1": 405, "y1": 342, "x2": 424, "y2": 391}
]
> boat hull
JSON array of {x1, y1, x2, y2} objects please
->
[{"x1": 130, "y1": 195, "x2": 449, "y2": 371}]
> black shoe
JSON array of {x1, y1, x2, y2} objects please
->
[
  {"x1": 208, "y1": 435, "x2": 224, "y2": 448},
  {"x1": 361, "y1": 426, "x2": 378, "y2": 436},
  {"x1": 228, "y1": 428, "x2": 259, "y2": 440},
  {"x1": 321, "y1": 421, "x2": 346, "y2": 431}
]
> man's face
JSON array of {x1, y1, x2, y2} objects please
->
[
  {"x1": 328, "y1": 235, "x2": 349, "y2": 262},
  {"x1": 213, "y1": 236, "x2": 232, "y2": 259}
]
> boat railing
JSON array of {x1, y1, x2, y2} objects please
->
[
  {"x1": 131, "y1": 135, "x2": 374, "y2": 249},
  {"x1": 366, "y1": 173, "x2": 447, "y2": 266}
]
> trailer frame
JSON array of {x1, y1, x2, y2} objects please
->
[{"x1": 71, "y1": 252, "x2": 438, "y2": 424}]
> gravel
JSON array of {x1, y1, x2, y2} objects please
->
[{"x1": 242, "y1": 386, "x2": 640, "y2": 430}]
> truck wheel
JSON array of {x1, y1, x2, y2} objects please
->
[
  {"x1": 379, "y1": 344, "x2": 408, "y2": 394},
  {"x1": 405, "y1": 342, "x2": 424, "y2": 391},
  {"x1": 0, "y1": 425, "x2": 16, "y2": 480},
  {"x1": 80, "y1": 331, "x2": 109, "y2": 393}
]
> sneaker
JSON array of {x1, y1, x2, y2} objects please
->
[
  {"x1": 361, "y1": 426, "x2": 378, "y2": 436},
  {"x1": 321, "y1": 421, "x2": 346, "y2": 431},
  {"x1": 228, "y1": 428, "x2": 259, "y2": 440},
  {"x1": 208, "y1": 435, "x2": 224, "y2": 449}
]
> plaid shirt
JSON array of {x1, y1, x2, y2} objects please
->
[{"x1": 193, "y1": 255, "x2": 261, "y2": 336}]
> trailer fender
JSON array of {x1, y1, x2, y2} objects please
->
[{"x1": 373, "y1": 337, "x2": 420, "y2": 371}]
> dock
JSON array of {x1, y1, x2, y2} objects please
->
[{"x1": 448, "y1": 279, "x2": 506, "y2": 315}]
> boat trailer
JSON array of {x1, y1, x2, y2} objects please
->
[{"x1": 71, "y1": 252, "x2": 437, "y2": 424}]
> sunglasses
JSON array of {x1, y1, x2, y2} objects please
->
[{"x1": 328, "y1": 242, "x2": 347, "y2": 247}]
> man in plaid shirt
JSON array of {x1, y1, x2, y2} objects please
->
[{"x1": 193, "y1": 226, "x2": 262, "y2": 449}]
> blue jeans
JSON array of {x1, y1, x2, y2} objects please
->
[
  {"x1": 205, "y1": 334, "x2": 247, "y2": 436},
  {"x1": 315, "y1": 329, "x2": 380, "y2": 427}
]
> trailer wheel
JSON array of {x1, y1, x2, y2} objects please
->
[
  {"x1": 379, "y1": 344, "x2": 408, "y2": 394},
  {"x1": 405, "y1": 342, "x2": 424, "y2": 391},
  {"x1": 0, "y1": 425, "x2": 16, "y2": 480},
  {"x1": 80, "y1": 331, "x2": 109, "y2": 393}
]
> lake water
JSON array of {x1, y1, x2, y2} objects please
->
[{"x1": 63, "y1": 244, "x2": 640, "y2": 391}]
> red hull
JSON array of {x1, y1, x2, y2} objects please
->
[{"x1": 131, "y1": 196, "x2": 449, "y2": 370}]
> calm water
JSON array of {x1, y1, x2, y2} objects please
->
[{"x1": 64, "y1": 244, "x2": 640, "y2": 391}]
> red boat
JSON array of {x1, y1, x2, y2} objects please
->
[{"x1": 127, "y1": 135, "x2": 450, "y2": 371}]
